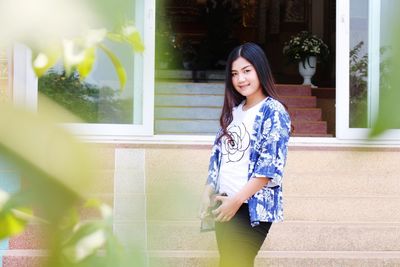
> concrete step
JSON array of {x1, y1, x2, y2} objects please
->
[
  {"x1": 4, "y1": 246, "x2": 400, "y2": 266},
  {"x1": 145, "y1": 149, "x2": 400, "y2": 196},
  {"x1": 275, "y1": 84, "x2": 312, "y2": 96},
  {"x1": 148, "y1": 250, "x2": 400, "y2": 267},
  {"x1": 154, "y1": 97, "x2": 320, "y2": 134},
  {"x1": 146, "y1": 170, "x2": 400, "y2": 200},
  {"x1": 155, "y1": 82, "x2": 312, "y2": 97},
  {"x1": 147, "y1": 192, "x2": 400, "y2": 222},
  {"x1": 155, "y1": 94, "x2": 223, "y2": 108},
  {"x1": 5, "y1": 250, "x2": 399, "y2": 267},
  {"x1": 292, "y1": 120, "x2": 327, "y2": 135},
  {"x1": 145, "y1": 148, "x2": 400, "y2": 196},
  {"x1": 156, "y1": 69, "x2": 225, "y2": 81},
  {"x1": 288, "y1": 108, "x2": 322, "y2": 121},
  {"x1": 281, "y1": 96, "x2": 317, "y2": 108},
  {"x1": 147, "y1": 220, "x2": 400, "y2": 252},
  {"x1": 155, "y1": 107, "x2": 221, "y2": 120},
  {"x1": 154, "y1": 83, "x2": 323, "y2": 135},
  {"x1": 155, "y1": 119, "x2": 219, "y2": 135},
  {"x1": 285, "y1": 149, "x2": 400, "y2": 195},
  {"x1": 285, "y1": 195, "x2": 400, "y2": 222},
  {"x1": 156, "y1": 82, "x2": 224, "y2": 95}
]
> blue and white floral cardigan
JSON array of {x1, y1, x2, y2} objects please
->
[{"x1": 206, "y1": 97, "x2": 291, "y2": 226}]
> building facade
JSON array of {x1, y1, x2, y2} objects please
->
[{"x1": 1, "y1": 0, "x2": 400, "y2": 266}]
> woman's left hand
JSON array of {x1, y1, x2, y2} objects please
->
[{"x1": 212, "y1": 195, "x2": 242, "y2": 222}]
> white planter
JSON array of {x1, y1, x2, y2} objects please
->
[{"x1": 298, "y1": 56, "x2": 317, "y2": 88}]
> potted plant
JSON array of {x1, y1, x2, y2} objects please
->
[{"x1": 283, "y1": 31, "x2": 329, "y2": 87}]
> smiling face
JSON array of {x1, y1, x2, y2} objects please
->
[{"x1": 231, "y1": 56, "x2": 263, "y2": 100}]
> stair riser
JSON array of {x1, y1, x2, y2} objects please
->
[
  {"x1": 146, "y1": 222, "x2": 400, "y2": 251},
  {"x1": 275, "y1": 85, "x2": 312, "y2": 96},
  {"x1": 3, "y1": 255, "x2": 398, "y2": 267},
  {"x1": 155, "y1": 107, "x2": 322, "y2": 121},
  {"x1": 156, "y1": 82, "x2": 225, "y2": 95},
  {"x1": 146, "y1": 193, "x2": 400, "y2": 222},
  {"x1": 156, "y1": 95, "x2": 316, "y2": 109},
  {"x1": 148, "y1": 256, "x2": 400, "y2": 267},
  {"x1": 289, "y1": 109, "x2": 322, "y2": 121},
  {"x1": 155, "y1": 120, "x2": 219, "y2": 134},
  {"x1": 156, "y1": 70, "x2": 225, "y2": 81},
  {"x1": 292, "y1": 121, "x2": 327, "y2": 134},
  {"x1": 147, "y1": 175, "x2": 400, "y2": 203},
  {"x1": 155, "y1": 107, "x2": 221, "y2": 120},
  {"x1": 281, "y1": 97, "x2": 317, "y2": 108},
  {"x1": 155, "y1": 95, "x2": 223, "y2": 107},
  {"x1": 154, "y1": 112, "x2": 322, "y2": 135},
  {"x1": 155, "y1": 82, "x2": 311, "y2": 96}
]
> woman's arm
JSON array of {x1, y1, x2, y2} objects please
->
[{"x1": 213, "y1": 177, "x2": 269, "y2": 222}]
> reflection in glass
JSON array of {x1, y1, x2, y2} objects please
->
[
  {"x1": 349, "y1": 0, "x2": 369, "y2": 128},
  {"x1": 37, "y1": 2, "x2": 143, "y2": 125},
  {"x1": 0, "y1": 48, "x2": 10, "y2": 103},
  {"x1": 349, "y1": 0, "x2": 397, "y2": 129},
  {"x1": 38, "y1": 68, "x2": 133, "y2": 124}
]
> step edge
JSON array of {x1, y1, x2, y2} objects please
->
[
  {"x1": 147, "y1": 250, "x2": 400, "y2": 259},
  {"x1": 146, "y1": 220, "x2": 400, "y2": 227}
]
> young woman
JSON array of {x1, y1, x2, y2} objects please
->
[{"x1": 199, "y1": 42, "x2": 291, "y2": 267}]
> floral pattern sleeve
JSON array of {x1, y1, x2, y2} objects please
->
[
  {"x1": 252, "y1": 105, "x2": 291, "y2": 187},
  {"x1": 205, "y1": 131, "x2": 222, "y2": 191},
  {"x1": 247, "y1": 98, "x2": 291, "y2": 226}
]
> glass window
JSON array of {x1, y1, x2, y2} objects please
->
[
  {"x1": 349, "y1": 0, "x2": 369, "y2": 128},
  {"x1": 349, "y1": 0, "x2": 398, "y2": 129},
  {"x1": 12, "y1": 0, "x2": 156, "y2": 138},
  {"x1": 38, "y1": 9, "x2": 142, "y2": 125},
  {"x1": 333, "y1": 0, "x2": 400, "y2": 141},
  {"x1": 38, "y1": 46, "x2": 137, "y2": 125}
]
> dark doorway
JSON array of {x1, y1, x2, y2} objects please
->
[{"x1": 156, "y1": 0, "x2": 335, "y2": 87}]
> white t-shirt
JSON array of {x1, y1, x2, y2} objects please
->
[{"x1": 219, "y1": 98, "x2": 267, "y2": 198}]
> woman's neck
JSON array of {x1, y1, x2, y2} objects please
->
[{"x1": 243, "y1": 92, "x2": 267, "y2": 111}]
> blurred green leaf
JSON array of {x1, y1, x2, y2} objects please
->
[
  {"x1": 121, "y1": 25, "x2": 145, "y2": 52},
  {"x1": 0, "y1": 212, "x2": 27, "y2": 240},
  {"x1": 0, "y1": 191, "x2": 33, "y2": 240},
  {"x1": 98, "y1": 44, "x2": 127, "y2": 90},
  {"x1": 77, "y1": 47, "x2": 96, "y2": 79},
  {"x1": 32, "y1": 48, "x2": 62, "y2": 77},
  {"x1": 106, "y1": 32, "x2": 125, "y2": 43},
  {"x1": 370, "y1": 15, "x2": 400, "y2": 137},
  {"x1": 0, "y1": 99, "x2": 96, "y2": 220},
  {"x1": 62, "y1": 222, "x2": 107, "y2": 263}
]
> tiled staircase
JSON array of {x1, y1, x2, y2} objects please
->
[
  {"x1": 3, "y1": 147, "x2": 400, "y2": 266},
  {"x1": 155, "y1": 82, "x2": 330, "y2": 136},
  {"x1": 146, "y1": 148, "x2": 400, "y2": 267}
]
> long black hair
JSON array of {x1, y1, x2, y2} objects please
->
[{"x1": 219, "y1": 42, "x2": 283, "y2": 140}]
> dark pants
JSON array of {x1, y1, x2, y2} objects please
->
[{"x1": 215, "y1": 204, "x2": 272, "y2": 267}]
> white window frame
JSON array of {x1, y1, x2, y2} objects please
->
[
  {"x1": 13, "y1": 0, "x2": 155, "y2": 141},
  {"x1": 12, "y1": 43, "x2": 38, "y2": 111},
  {"x1": 336, "y1": 0, "x2": 400, "y2": 141}
]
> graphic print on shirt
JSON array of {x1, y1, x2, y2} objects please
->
[{"x1": 221, "y1": 122, "x2": 250, "y2": 163}]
